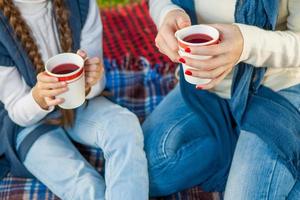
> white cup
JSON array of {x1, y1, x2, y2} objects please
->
[
  {"x1": 175, "y1": 25, "x2": 220, "y2": 85},
  {"x1": 45, "y1": 53, "x2": 85, "y2": 109}
]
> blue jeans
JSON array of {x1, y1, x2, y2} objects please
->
[
  {"x1": 17, "y1": 96, "x2": 149, "y2": 200},
  {"x1": 142, "y1": 84, "x2": 300, "y2": 199}
]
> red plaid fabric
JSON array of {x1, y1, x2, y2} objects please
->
[{"x1": 102, "y1": 1, "x2": 173, "y2": 69}]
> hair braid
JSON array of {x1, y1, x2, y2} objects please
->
[
  {"x1": 53, "y1": 0, "x2": 72, "y2": 52},
  {"x1": 0, "y1": 0, "x2": 75, "y2": 126}
]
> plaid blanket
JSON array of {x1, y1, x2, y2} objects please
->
[{"x1": 0, "y1": 1, "x2": 219, "y2": 199}]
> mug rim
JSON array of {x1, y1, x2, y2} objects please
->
[
  {"x1": 175, "y1": 24, "x2": 220, "y2": 47},
  {"x1": 45, "y1": 53, "x2": 84, "y2": 79}
]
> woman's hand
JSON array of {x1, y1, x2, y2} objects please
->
[
  {"x1": 182, "y1": 24, "x2": 244, "y2": 90},
  {"x1": 32, "y1": 72, "x2": 68, "y2": 110},
  {"x1": 77, "y1": 50, "x2": 104, "y2": 94},
  {"x1": 155, "y1": 9, "x2": 191, "y2": 62}
]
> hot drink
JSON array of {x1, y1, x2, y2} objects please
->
[
  {"x1": 183, "y1": 33, "x2": 213, "y2": 44},
  {"x1": 51, "y1": 63, "x2": 79, "y2": 75}
]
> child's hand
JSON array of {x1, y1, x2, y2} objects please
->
[
  {"x1": 32, "y1": 72, "x2": 68, "y2": 110},
  {"x1": 77, "y1": 50, "x2": 104, "y2": 93}
]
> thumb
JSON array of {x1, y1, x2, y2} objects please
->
[
  {"x1": 77, "y1": 49, "x2": 88, "y2": 60},
  {"x1": 176, "y1": 13, "x2": 191, "y2": 29}
]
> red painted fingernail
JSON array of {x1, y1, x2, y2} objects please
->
[
  {"x1": 185, "y1": 70, "x2": 192, "y2": 76},
  {"x1": 185, "y1": 48, "x2": 191, "y2": 53},
  {"x1": 179, "y1": 58, "x2": 186, "y2": 63},
  {"x1": 196, "y1": 86, "x2": 203, "y2": 90}
]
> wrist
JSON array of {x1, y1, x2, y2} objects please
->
[
  {"x1": 32, "y1": 86, "x2": 49, "y2": 110},
  {"x1": 158, "y1": 7, "x2": 185, "y2": 28}
]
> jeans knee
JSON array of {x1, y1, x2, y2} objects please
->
[
  {"x1": 143, "y1": 122, "x2": 188, "y2": 169},
  {"x1": 103, "y1": 110, "x2": 144, "y2": 154}
]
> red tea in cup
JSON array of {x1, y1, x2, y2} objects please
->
[
  {"x1": 175, "y1": 24, "x2": 220, "y2": 50},
  {"x1": 183, "y1": 34, "x2": 213, "y2": 44},
  {"x1": 52, "y1": 63, "x2": 80, "y2": 75}
]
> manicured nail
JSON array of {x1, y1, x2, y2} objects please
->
[
  {"x1": 185, "y1": 70, "x2": 192, "y2": 76},
  {"x1": 179, "y1": 58, "x2": 186, "y2": 63},
  {"x1": 196, "y1": 86, "x2": 203, "y2": 90},
  {"x1": 185, "y1": 48, "x2": 191, "y2": 53}
]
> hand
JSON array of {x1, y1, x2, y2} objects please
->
[
  {"x1": 155, "y1": 9, "x2": 191, "y2": 62},
  {"x1": 32, "y1": 72, "x2": 68, "y2": 110},
  {"x1": 181, "y1": 24, "x2": 244, "y2": 90},
  {"x1": 77, "y1": 50, "x2": 104, "y2": 93}
]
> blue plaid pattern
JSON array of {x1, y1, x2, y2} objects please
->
[
  {"x1": 0, "y1": 144, "x2": 104, "y2": 200},
  {"x1": 104, "y1": 57, "x2": 177, "y2": 120}
]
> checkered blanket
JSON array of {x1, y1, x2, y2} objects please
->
[{"x1": 0, "y1": 1, "x2": 219, "y2": 199}]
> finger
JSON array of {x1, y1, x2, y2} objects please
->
[
  {"x1": 37, "y1": 72, "x2": 58, "y2": 83},
  {"x1": 156, "y1": 29, "x2": 179, "y2": 57},
  {"x1": 85, "y1": 64, "x2": 102, "y2": 72},
  {"x1": 85, "y1": 77, "x2": 96, "y2": 85},
  {"x1": 196, "y1": 68, "x2": 232, "y2": 90},
  {"x1": 156, "y1": 35, "x2": 180, "y2": 62},
  {"x1": 85, "y1": 57, "x2": 101, "y2": 65},
  {"x1": 175, "y1": 13, "x2": 191, "y2": 29},
  {"x1": 182, "y1": 54, "x2": 231, "y2": 70},
  {"x1": 40, "y1": 87, "x2": 68, "y2": 98},
  {"x1": 39, "y1": 82, "x2": 67, "y2": 90},
  {"x1": 186, "y1": 65, "x2": 230, "y2": 79},
  {"x1": 45, "y1": 97, "x2": 65, "y2": 107},
  {"x1": 208, "y1": 24, "x2": 228, "y2": 33},
  {"x1": 189, "y1": 43, "x2": 227, "y2": 56},
  {"x1": 77, "y1": 49, "x2": 88, "y2": 60},
  {"x1": 85, "y1": 71, "x2": 100, "y2": 79}
]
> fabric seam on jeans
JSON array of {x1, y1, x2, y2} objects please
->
[
  {"x1": 150, "y1": 136, "x2": 215, "y2": 172},
  {"x1": 161, "y1": 112, "x2": 194, "y2": 158},
  {"x1": 266, "y1": 154, "x2": 279, "y2": 200}
]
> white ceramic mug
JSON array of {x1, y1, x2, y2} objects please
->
[
  {"x1": 45, "y1": 53, "x2": 85, "y2": 109},
  {"x1": 175, "y1": 25, "x2": 220, "y2": 85}
]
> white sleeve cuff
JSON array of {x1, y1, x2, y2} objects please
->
[
  {"x1": 15, "y1": 90, "x2": 55, "y2": 126},
  {"x1": 158, "y1": 6, "x2": 185, "y2": 28},
  {"x1": 86, "y1": 75, "x2": 106, "y2": 99},
  {"x1": 234, "y1": 23, "x2": 258, "y2": 63},
  {"x1": 149, "y1": 0, "x2": 185, "y2": 28}
]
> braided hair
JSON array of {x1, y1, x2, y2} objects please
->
[{"x1": 0, "y1": 0, "x2": 75, "y2": 126}]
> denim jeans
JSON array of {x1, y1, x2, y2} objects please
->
[
  {"x1": 16, "y1": 96, "x2": 149, "y2": 200},
  {"x1": 142, "y1": 84, "x2": 300, "y2": 199}
]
